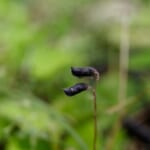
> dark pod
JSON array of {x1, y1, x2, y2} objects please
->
[
  {"x1": 64, "y1": 83, "x2": 89, "y2": 96},
  {"x1": 123, "y1": 118, "x2": 150, "y2": 143},
  {"x1": 71, "y1": 67, "x2": 99, "y2": 80}
]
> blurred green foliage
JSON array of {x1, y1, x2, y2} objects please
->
[{"x1": 0, "y1": 0, "x2": 149, "y2": 150}]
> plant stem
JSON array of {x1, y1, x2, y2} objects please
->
[
  {"x1": 105, "y1": 13, "x2": 130, "y2": 150},
  {"x1": 92, "y1": 88, "x2": 97, "y2": 150}
]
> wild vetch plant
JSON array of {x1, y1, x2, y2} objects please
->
[{"x1": 64, "y1": 67, "x2": 100, "y2": 150}]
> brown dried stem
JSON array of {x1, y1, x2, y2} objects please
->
[{"x1": 92, "y1": 88, "x2": 97, "y2": 150}]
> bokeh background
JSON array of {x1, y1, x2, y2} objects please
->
[{"x1": 0, "y1": 0, "x2": 150, "y2": 149}]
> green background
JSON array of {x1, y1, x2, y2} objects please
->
[{"x1": 0, "y1": 0, "x2": 149, "y2": 149}]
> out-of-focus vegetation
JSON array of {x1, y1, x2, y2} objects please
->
[{"x1": 0, "y1": 0, "x2": 149, "y2": 149}]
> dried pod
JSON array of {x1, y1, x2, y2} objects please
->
[
  {"x1": 64, "y1": 83, "x2": 89, "y2": 96},
  {"x1": 71, "y1": 67, "x2": 99, "y2": 80},
  {"x1": 123, "y1": 118, "x2": 150, "y2": 143}
]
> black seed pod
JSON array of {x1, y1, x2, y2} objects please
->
[
  {"x1": 123, "y1": 118, "x2": 150, "y2": 143},
  {"x1": 71, "y1": 67, "x2": 99, "y2": 80},
  {"x1": 64, "y1": 83, "x2": 89, "y2": 96}
]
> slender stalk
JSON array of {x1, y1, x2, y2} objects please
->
[
  {"x1": 92, "y1": 88, "x2": 97, "y2": 150},
  {"x1": 118, "y1": 16, "x2": 130, "y2": 109},
  {"x1": 105, "y1": 15, "x2": 130, "y2": 150}
]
